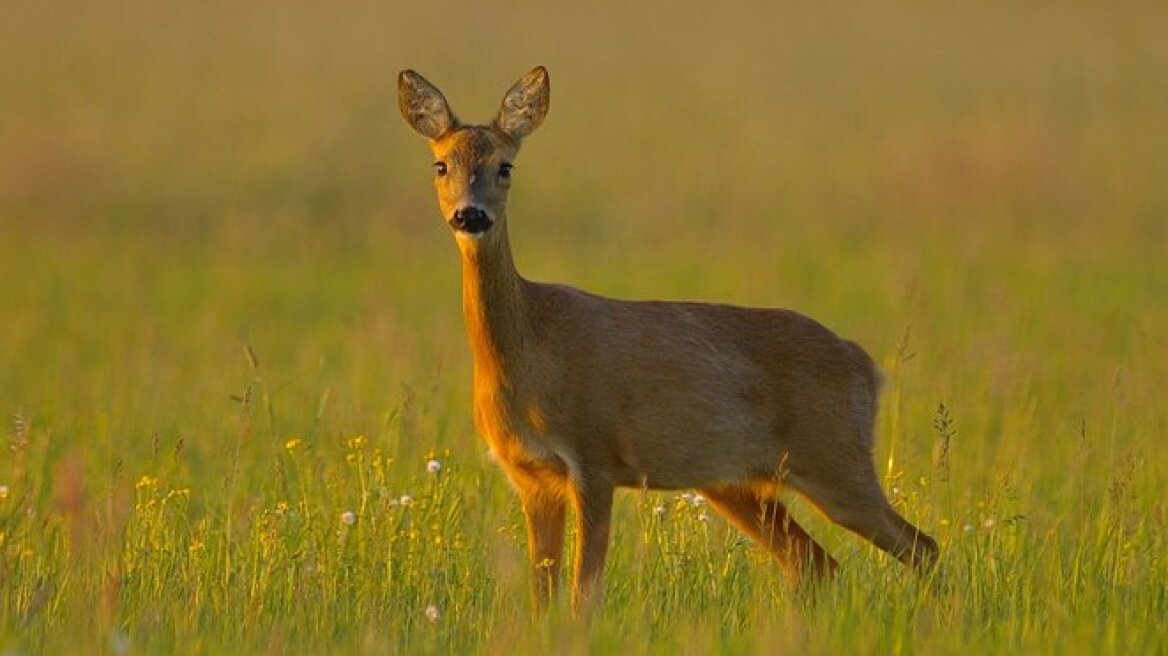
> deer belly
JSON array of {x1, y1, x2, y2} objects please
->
[{"x1": 608, "y1": 382, "x2": 780, "y2": 489}]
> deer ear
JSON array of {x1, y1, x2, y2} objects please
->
[
  {"x1": 398, "y1": 70, "x2": 458, "y2": 140},
  {"x1": 495, "y1": 66, "x2": 549, "y2": 141}
]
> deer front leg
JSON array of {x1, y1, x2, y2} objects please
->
[
  {"x1": 504, "y1": 461, "x2": 570, "y2": 612},
  {"x1": 568, "y1": 475, "x2": 614, "y2": 615},
  {"x1": 517, "y1": 487, "x2": 567, "y2": 613}
]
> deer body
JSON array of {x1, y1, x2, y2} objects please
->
[
  {"x1": 398, "y1": 67, "x2": 938, "y2": 613},
  {"x1": 477, "y1": 280, "x2": 877, "y2": 491}
]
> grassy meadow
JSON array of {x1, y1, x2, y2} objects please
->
[{"x1": 2, "y1": 0, "x2": 1166, "y2": 653}]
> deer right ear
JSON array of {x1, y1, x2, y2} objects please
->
[
  {"x1": 398, "y1": 70, "x2": 457, "y2": 140},
  {"x1": 495, "y1": 66, "x2": 550, "y2": 141}
]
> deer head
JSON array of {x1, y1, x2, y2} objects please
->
[{"x1": 397, "y1": 67, "x2": 550, "y2": 242}]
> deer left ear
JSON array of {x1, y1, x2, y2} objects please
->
[
  {"x1": 495, "y1": 66, "x2": 550, "y2": 141},
  {"x1": 398, "y1": 70, "x2": 458, "y2": 140}
]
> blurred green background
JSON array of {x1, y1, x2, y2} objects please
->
[
  {"x1": 3, "y1": 0, "x2": 1164, "y2": 470},
  {"x1": 1, "y1": 0, "x2": 1166, "y2": 652}
]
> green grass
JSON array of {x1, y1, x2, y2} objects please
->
[{"x1": 1, "y1": 1, "x2": 1166, "y2": 653}]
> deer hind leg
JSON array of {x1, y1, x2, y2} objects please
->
[
  {"x1": 701, "y1": 484, "x2": 837, "y2": 582},
  {"x1": 792, "y1": 468, "x2": 939, "y2": 570}
]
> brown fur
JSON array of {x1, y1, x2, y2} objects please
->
[{"x1": 397, "y1": 67, "x2": 938, "y2": 613}]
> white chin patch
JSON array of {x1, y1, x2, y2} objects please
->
[{"x1": 454, "y1": 230, "x2": 486, "y2": 242}]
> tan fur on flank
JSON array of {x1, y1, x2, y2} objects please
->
[{"x1": 397, "y1": 66, "x2": 938, "y2": 614}]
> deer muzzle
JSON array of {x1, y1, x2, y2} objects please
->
[{"x1": 449, "y1": 207, "x2": 494, "y2": 235}]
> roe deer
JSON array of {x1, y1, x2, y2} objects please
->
[{"x1": 397, "y1": 66, "x2": 938, "y2": 613}]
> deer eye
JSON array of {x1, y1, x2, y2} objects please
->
[
  {"x1": 433, "y1": 161, "x2": 448, "y2": 176},
  {"x1": 498, "y1": 162, "x2": 513, "y2": 179}
]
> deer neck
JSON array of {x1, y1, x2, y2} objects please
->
[{"x1": 458, "y1": 222, "x2": 530, "y2": 379}]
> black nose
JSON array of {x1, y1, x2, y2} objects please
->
[{"x1": 449, "y1": 207, "x2": 493, "y2": 234}]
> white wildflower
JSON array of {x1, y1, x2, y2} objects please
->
[
  {"x1": 341, "y1": 511, "x2": 356, "y2": 525},
  {"x1": 424, "y1": 604, "x2": 440, "y2": 623},
  {"x1": 109, "y1": 630, "x2": 131, "y2": 655},
  {"x1": 427, "y1": 459, "x2": 442, "y2": 474}
]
